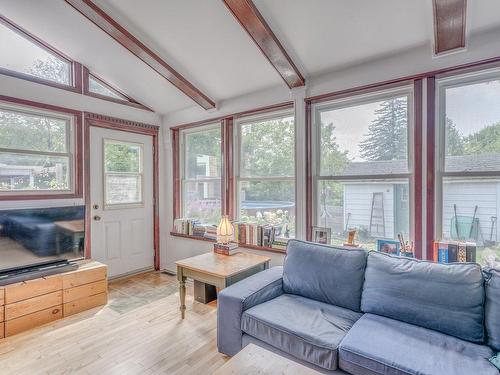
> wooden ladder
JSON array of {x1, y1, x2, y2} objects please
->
[{"x1": 369, "y1": 192, "x2": 386, "y2": 237}]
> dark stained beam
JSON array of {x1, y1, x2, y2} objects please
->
[
  {"x1": 65, "y1": 0, "x2": 215, "y2": 110},
  {"x1": 433, "y1": 0, "x2": 467, "y2": 55},
  {"x1": 222, "y1": 0, "x2": 305, "y2": 89}
]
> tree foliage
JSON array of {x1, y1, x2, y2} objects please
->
[{"x1": 359, "y1": 97, "x2": 408, "y2": 161}]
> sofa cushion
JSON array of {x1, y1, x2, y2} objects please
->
[
  {"x1": 361, "y1": 251, "x2": 485, "y2": 342},
  {"x1": 339, "y1": 314, "x2": 497, "y2": 375},
  {"x1": 241, "y1": 293, "x2": 362, "y2": 370},
  {"x1": 484, "y1": 268, "x2": 500, "y2": 351},
  {"x1": 283, "y1": 239, "x2": 367, "y2": 311}
]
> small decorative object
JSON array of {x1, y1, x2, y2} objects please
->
[
  {"x1": 216, "y1": 215, "x2": 234, "y2": 244},
  {"x1": 312, "y1": 226, "x2": 331, "y2": 245},
  {"x1": 377, "y1": 238, "x2": 400, "y2": 255},
  {"x1": 215, "y1": 216, "x2": 237, "y2": 255},
  {"x1": 344, "y1": 229, "x2": 360, "y2": 247}
]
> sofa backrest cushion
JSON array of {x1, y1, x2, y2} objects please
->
[
  {"x1": 283, "y1": 240, "x2": 368, "y2": 312},
  {"x1": 484, "y1": 268, "x2": 500, "y2": 351},
  {"x1": 361, "y1": 251, "x2": 485, "y2": 343}
]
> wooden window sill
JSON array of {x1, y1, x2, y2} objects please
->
[{"x1": 169, "y1": 232, "x2": 287, "y2": 254}]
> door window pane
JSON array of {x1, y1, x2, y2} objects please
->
[
  {"x1": 0, "y1": 21, "x2": 71, "y2": 85},
  {"x1": 318, "y1": 96, "x2": 409, "y2": 176},
  {"x1": 104, "y1": 140, "x2": 143, "y2": 206},
  {"x1": 317, "y1": 180, "x2": 409, "y2": 250},
  {"x1": 105, "y1": 174, "x2": 142, "y2": 205},
  {"x1": 0, "y1": 153, "x2": 69, "y2": 191},
  {"x1": 444, "y1": 79, "x2": 500, "y2": 173}
]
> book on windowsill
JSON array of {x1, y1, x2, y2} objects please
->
[{"x1": 213, "y1": 242, "x2": 239, "y2": 256}]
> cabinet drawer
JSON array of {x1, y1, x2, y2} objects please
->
[
  {"x1": 4, "y1": 276, "x2": 62, "y2": 304},
  {"x1": 6, "y1": 305, "x2": 62, "y2": 336},
  {"x1": 5, "y1": 291, "x2": 63, "y2": 320},
  {"x1": 62, "y1": 265, "x2": 107, "y2": 289},
  {"x1": 63, "y1": 292, "x2": 107, "y2": 317},
  {"x1": 0, "y1": 288, "x2": 4, "y2": 306},
  {"x1": 0, "y1": 306, "x2": 3, "y2": 322},
  {"x1": 0, "y1": 322, "x2": 3, "y2": 338},
  {"x1": 63, "y1": 280, "x2": 107, "y2": 303}
]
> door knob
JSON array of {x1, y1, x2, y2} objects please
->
[
  {"x1": 93, "y1": 204, "x2": 99, "y2": 209},
  {"x1": 93, "y1": 215, "x2": 101, "y2": 221}
]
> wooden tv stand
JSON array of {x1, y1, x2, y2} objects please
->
[{"x1": 0, "y1": 260, "x2": 107, "y2": 338}]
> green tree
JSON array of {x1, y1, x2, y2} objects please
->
[
  {"x1": 445, "y1": 118, "x2": 465, "y2": 156},
  {"x1": 359, "y1": 97, "x2": 408, "y2": 161},
  {"x1": 463, "y1": 122, "x2": 500, "y2": 155}
]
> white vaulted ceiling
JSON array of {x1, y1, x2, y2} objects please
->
[{"x1": 1, "y1": 0, "x2": 500, "y2": 115}]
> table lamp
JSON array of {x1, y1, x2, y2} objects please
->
[{"x1": 216, "y1": 215, "x2": 234, "y2": 244}]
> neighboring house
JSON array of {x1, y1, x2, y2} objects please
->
[{"x1": 324, "y1": 155, "x2": 500, "y2": 244}]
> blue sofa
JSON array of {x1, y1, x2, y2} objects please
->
[{"x1": 217, "y1": 239, "x2": 500, "y2": 374}]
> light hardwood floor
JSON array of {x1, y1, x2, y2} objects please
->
[{"x1": 0, "y1": 271, "x2": 228, "y2": 374}]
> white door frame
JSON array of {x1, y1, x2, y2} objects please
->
[{"x1": 84, "y1": 113, "x2": 159, "y2": 270}]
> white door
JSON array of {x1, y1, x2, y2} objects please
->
[{"x1": 90, "y1": 127, "x2": 154, "y2": 277}]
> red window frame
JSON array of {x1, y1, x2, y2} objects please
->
[{"x1": 0, "y1": 95, "x2": 83, "y2": 200}]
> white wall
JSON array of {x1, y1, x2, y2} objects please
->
[{"x1": 161, "y1": 26, "x2": 500, "y2": 271}]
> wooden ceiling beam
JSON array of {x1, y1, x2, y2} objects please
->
[
  {"x1": 433, "y1": 0, "x2": 467, "y2": 55},
  {"x1": 222, "y1": 0, "x2": 305, "y2": 89},
  {"x1": 65, "y1": 0, "x2": 215, "y2": 110}
]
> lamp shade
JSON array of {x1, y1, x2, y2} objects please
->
[{"x1": 217, "y1": 215, "x2": 234, "y2": 244}]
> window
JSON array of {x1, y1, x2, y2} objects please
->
[
  {"x1": 0, "y1": 17, "x2": 72, "y2": 86},
  {"x1": 235, "y1": 111, "x2": 295, "y2": 236},
  {"x1": 0, "y1": 103, "x2": 74, "y2": 193},
  {"x1": 88, "y1": 74, "x2": 128, "y2": 101},
  {"x1": 436, "y1": 69, "x2": 500, "y2": 266},
  {"x1": 312, "y1": 87, "x2": 414, "y2": 250},
  {"x1": 180, "y1": 125, "x2": 222, "y2": 224},
  {"x1": 104, "y1": 140, "x2": 143, "y2": 206}
]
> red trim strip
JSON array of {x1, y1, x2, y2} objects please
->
[
  {"x1": 433, "y1": 0, "x2": 467, "y2": 55},
  {"x1": 223, "y1": 118, "x2": 234, "y2": 219},
  {"x1": 65, "y1": 0, "x2": 215, "y2": 110},
  {"x1": 305, "y1": 101, "x2": 313, "y2": 241},
  {"x1": 0, "y1": 95, "x2": 83, "y2": 200},
  {"x1": 222, "y1": 0, "x2": 305, "y2": 89},
  {"x1": 413, "y1": 79, "x2": 423, "y2": 259},
  {"x1": 426, "y1": 77, "x2": 436, "y2": 259},
  {"x1": 172, "y1": 129, "x2": 181, "y2": 220}
]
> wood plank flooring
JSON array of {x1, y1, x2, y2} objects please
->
[{"x1": 0, "y1": 271, "x2": 228, "y2": 374}]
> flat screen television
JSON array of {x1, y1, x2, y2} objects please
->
[{"x1": 0, "y1": 205, "x2": 85, "y2": 273}]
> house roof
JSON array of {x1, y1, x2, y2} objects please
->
[
  {"x1": 1, "y1": 1, "x2": 500, "y2": 115},
  {"x1": 341, "y1": 154, "x2": 500, "y2": 176}
]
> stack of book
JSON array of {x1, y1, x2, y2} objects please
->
[
  {"x1": 213, "y1": 242, "x2": 239, "y2": 256},
  {"x1": 271, "y1": 237, "x2": 290, "y2": 251},
  {"x1": 233, "y1": 223, "x2": 286, "y2": 248},
  {"x1": 204, "y1": 225, "x2": 217, "y2": 241},
  {"x1": 432, "y1": 241, "x2": 477, "y2": 263},
  {"x1": 173, "y1": 218, "x2": 200, "y2": 236}
]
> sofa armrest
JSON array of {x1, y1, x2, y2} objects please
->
[{"x1": 217, "y1": 266, "x2": 283, "y2": 356}]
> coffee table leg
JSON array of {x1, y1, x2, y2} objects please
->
[{"x1": 177, "y1": 266, "x2": 186, "y2": 319}]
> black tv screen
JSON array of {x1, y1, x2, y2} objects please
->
[{"x1": 0, "y1": 205, "x2": 85, "y2": 272}]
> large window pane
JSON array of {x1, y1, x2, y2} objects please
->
[
  {"x1": 240, "y1": 115, "x2": 294, "y2": 178},
  {"x1": 0, "y1": 153, "x2": 69, "y2": 191},
  {"x1": 185, "y1": 128, "x2": 221, "y2": 179},
  {"x1": 183, "y1": 180, "x2": 221, "y2": 224},
  {"x1": 239, "y1": 180, "x2": 295, "y2": 236},
  {"x1": 318, "y1": 96, "x2": 409, "y2": 176},
  {"x1": 317, "y1": 180, "x2": 409, "y2": 250},
  {"x1": 0, "y1": 108, "x2": 67, "y2": 153},
  {"x1": 0, "y1": 21, "x2": 71, "y2": 85},
  {"x1": 444, "y1": 79, "x2": 500, "y2": 173}
]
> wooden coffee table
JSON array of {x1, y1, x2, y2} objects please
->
[
  {"x1": 176, "y1": 251, "x2": 270, "y2": 318},
  {"x1": 212, "y1": 344, "x2": 320, "y2": 374}
]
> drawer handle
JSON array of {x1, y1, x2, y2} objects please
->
[{"x1": 52, "y1": 308, "x2": 60, "y2": 314}]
